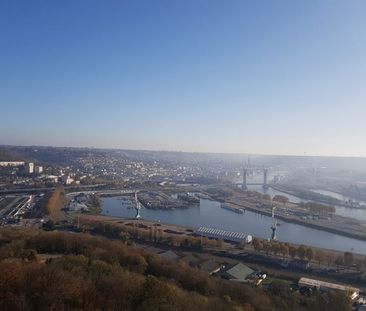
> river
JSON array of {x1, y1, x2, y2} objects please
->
[{"x1": 101, "y1": 196, "x2": 366, "y2": 255}]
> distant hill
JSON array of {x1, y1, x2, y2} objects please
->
[
  {"x1": 0, "y1": 147, "x2": 24, "y2": 161},
  {"x1": 1, "y1": 144, "x2": 366, "y2": 170}
]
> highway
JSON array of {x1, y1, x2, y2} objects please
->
[
  {"x1": 0, "y1": 195, "x2": 32, "y2": 220},
  {"x1": 0, "y1": 184, "x2": 107, "y2": 195}
]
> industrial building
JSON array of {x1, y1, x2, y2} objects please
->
[
  {"x1": 216, "y1": 263, "x2": 265, "y2": 285},
  {"x1": 218, "y1": 263, "x2": 254, "y2": 281},
  {"x1": 298, "y1": 277, "x2": 359, "y2": 300},
  {"x1": 195, "y1": 226, "x2": 252, "y2": 243}
]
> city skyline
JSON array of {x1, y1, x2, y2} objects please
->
[{"x1": 1, "y1": 1, "x2": 366, "y2": 157}]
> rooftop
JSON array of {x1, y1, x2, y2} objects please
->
[
  {"x1": 220, "y1": 263, "x2": 254, "y2": 280},
  {"x1": 195, "y1": 226, "x2": 248, "y2": 243}
]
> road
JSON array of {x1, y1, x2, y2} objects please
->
[{"x1": 0, "y1": 184, "x2": 107, "y2": 195}]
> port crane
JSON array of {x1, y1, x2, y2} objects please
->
[
  {"x1": 270, "y1": 206, "x2": 277, "y2": 240},
  {"x1": 134, "y1": 191, "x2": 142, "y2": 219}
]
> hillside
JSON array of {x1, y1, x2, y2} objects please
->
[{"x1": 0, "y1": 228, "x2": 351, "y2": 311}]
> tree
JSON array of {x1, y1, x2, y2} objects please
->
[
  {"x1": 289, "y1": 246, "x2": 297, "y2": 259},
  {"x1": 302, "y1": 202, "x2": 336, "y2": 214},
  {"x1": 344, "y1": 252, "x2": 354, "y2": 268},
  {"x1": 252, "y1": 239, "x2": 263, "y2": 252},
  {"x1": 267, "y1": 280, "x2": 291, "y2": 298},
  {"x1": 216, "y1": 239, "x2": 223, "y2": 249},
  {"x1": 270, "y1": 242, "x2": 281, "y2": 256},
  {"x1": 306, "y1": 247, "x2": 314, "y2": 262},
  {"x1": 42, "y1": 219, "x2": 55, "y2": 231},
  {"x1": 238, "y1": 240, "x2": 246, "y2": 250},
  {"x1": 26, "y1": 249, "x2": 39, "y2": 262},
  {"x1": 46, "y1": 186, "x2": 67, "y2": 220},
  {"x1": 280, "y1": 244, "x2": 289, "y2": 258},
  {"x1": 149, "y1": 227, "x2": 153, "y2": 241},
  {"x1": 272, "y1": 195, "x2": 289, "y2": 205},
  {"x1": 157, "y1": 229, "x2": 163, "y2": 242},
  {"x1": 262, "y1": 241, "x2": 271, "y2": 255},
  {"x1": 325, "y1": 252, "x2": 334, "y2": 267},
  {"x1": 153, "y1": 225, "x2": 158, "y2": 242},
  {"x1": 314, "y1": 250, "x2": 326, "y2": 267},
  {"x1": 139, "y1": 275, "x2": 180, "y2": 310},
  {"x1": 335, "y1": 256, "x2": 344, "y2": 269},
  {"x1": 297, "y1": 245, "x2": 307, "y2": 260}
]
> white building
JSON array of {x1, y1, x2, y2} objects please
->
[
  {"x1": 45, "y1": 175, "x2": 58, "y2": 183},
  {"x1": 61, "y1": 175, "x2": 74, "y2": 185},
  {"x1": 0, "y1": 161, "x2": 25, "y2": 167},
  {"x1": 26, "y1": 162, "x2": 34, "y2": 174},
  {"x1": 195, "y1": 227, "x2": 252, "y2": 244}
]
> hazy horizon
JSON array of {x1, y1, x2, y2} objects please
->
[
  {"x1": 3, "y1": 143, "x2": 366, "y2": 160},
  {"x1": 1, "y1": 1, "x2": 366, "y2": 157}
]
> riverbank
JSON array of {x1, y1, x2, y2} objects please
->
[
  {"x1": 227, "y1": 197, "x2": 366, "y2": 242},
  {"x1": 272, "y1": 185, "x2": 366, "y2": 209},
  {"x1": 100, "y1": 193, "x2": 366, "y2": 254},
  {"x1": 79, "y1": 212, "x2": 366, "y2": 258},
  {"x1": 200, "y1": 187, "x2": 366, "y2": 242}
]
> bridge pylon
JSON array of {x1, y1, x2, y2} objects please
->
[
  {"x1": 242, "y1": 169, "x2": 248, "y2": 190},
  {"x1": 135, "y1": 192, "x2": 142, "y2": 219},
  {"x1": 263, "y1": 168, "x2": 269, "y2": 189}
]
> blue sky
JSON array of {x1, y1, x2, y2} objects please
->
[{"x1": 1, "y1": 1, "x2": 366, "y2": 156}]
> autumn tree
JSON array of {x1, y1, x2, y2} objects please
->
[
  {"x1": 262, "y1": 241, "x2": 271, "y2": 255},
  {"x1": 335, "y1": 256, "x2": 344, "y2": 269},
  {"x1": 280, "y1": 243, "x2": 289, "y2": 257},
  {"x1": 252, "y1": 239, "x2": 263, "y2": 252},
  {"x1": 344, "y1": 252, "x2": 354, "y2": 268},
  {"x1": 305, "y1": 247, "x2": 314, "y2": 262},
  {"x1": 325, "y1": 252, "x2": 334, "y2": 267},
  {"x1": 272, "y1": 195, "x2": 289, "y2": 205},
  {"x1": 46, "y1": 186, "x2": 68, "y2": 221},
  {"x1": 314, "y1": 250, "x2": 326, "y2": 266},
  {"x1": 297, "y1": 245, "x2": 307, "y2": 260},
  {"x1": 288, "y1": 246, "x2": 297, "y2": 259}
]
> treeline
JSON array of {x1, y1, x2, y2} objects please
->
[
  {"x1": 46, "y1": 186, "x2": 68, "y2": 218},
  {"x1": 0, "y1": 228, "x2": 351, "y2": 311},
  {"x1": 88, "y1": 220, "x2": 366, "y2": 271},
  {"x1": 0, "y1": 147, "x2": 23, "y2": 161},
  {"x1": 253, "y1": 239, "x2": 316, "y2": 261},
  {"x1": 252, "y1": 238, "x2": 366, "y2": 270},
  {"x1": 84, "y1": 219, "x2": 366, "y2": 271},
  {"x1": 300, "y1": 202, "x2": 336, "y2": 214},
  {"x1": 88, "y1": 220, "x2": 222, "y2": 250}
]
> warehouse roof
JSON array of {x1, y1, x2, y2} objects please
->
[
  {"x1": 220, "y1": 263, "x2": 254, "y2": 280},
  {"x1": 195, "y1": 226, "x2": 248, "y2": 242}
]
